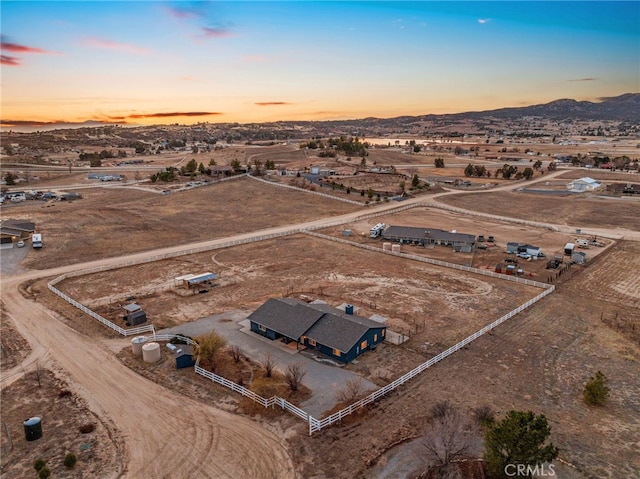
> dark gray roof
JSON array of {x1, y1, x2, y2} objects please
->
[
  {"x1": 248, "y1": 298, "x2": 324, "y2": 339},
  {"x1": 249, "y1": 298, "x2": 385, "y2": 353},
  {"x1": 383, "y1": 225, "x2": 475, "y2": 244}
]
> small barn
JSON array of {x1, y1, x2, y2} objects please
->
[
  {"x1": 123, "y1": 303, "x2": 147, "y2": 326},
  {"x1": 248, "y1": 298, "x2": 386, "y2": 364},
  {"x1": 166, "y1": 343, "x2": 195, "y2": 369}
]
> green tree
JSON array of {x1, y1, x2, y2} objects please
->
[
  {"x1": 265, "y1": 159, "x2": 275, "y2": 170},
  {"x1": 411, "y1": 174, "x2": 420, "y2": 188},
  {"x1": 208, "y1": 158, "x2": 217, "y2": 166},
  {"x1": 583, "y1": 371, "x2": 610, "y2": 406},
  {"x1": 63, "y1": 453, "x2": 77, "y2": 469},
  {"x1": 38, "y1": 466, "x2": 51, "y2": 479},
  {"x1": 484, "y1": 410, "x2": 559, "y2": 477},
  {"x1": 464, "y1": 163, "x2": 474, "y2": 177},
  {"x1": 4, "y1": 172, "x2": 16, "y2": 185},
  {"x1": 434, "y1": 157, "x2": 445, "y2": 168},
  {"x1": 185, "y1": 158, "x2": 198, "y2": 173},
  {"x1": 230, "y1": 159, "x2": 241, "y2": 172},
  {"x1": 523, "y1": 167, "x2": 534, "y2": 180}
]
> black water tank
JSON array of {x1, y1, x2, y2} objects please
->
[{"x1": 24, "y1": 417, "x2": 42, "y2": 441}]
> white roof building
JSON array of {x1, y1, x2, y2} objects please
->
[{"x1": 567, "y1": 177, "x2": 601, "y2": 191}]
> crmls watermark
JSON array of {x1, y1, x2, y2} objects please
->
[{"x1": 505, "y1": 464, "x2": 556, "y2": 477}]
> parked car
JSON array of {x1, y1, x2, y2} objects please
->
[
  {"x1": 517, "y1": 252, "x2": 532, "y2": 259},
  {"x1": 16, "y1": 240, "x2": 25, "y2": 248}
]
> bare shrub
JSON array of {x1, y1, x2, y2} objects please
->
[
  {"x1": 335, "y1": 378, "x2": 367, "y2": 404},
  {"x1": 284, "y1": 363, "x2": 307, "y2": 392},
  {"x1": 430, "y1": 400, "x2": 454, "y2": 419},
  {"x1": 260, "y1": 353, "x2": 277, "y2": 378},
  {"x1": 229, "y1": 345, "x2": 243, "y2": 363},
  {"x1": 78, "y1": 423, "x2": 95, "y2": 434},
  {"x1": 57, "y1": 389, "x2": 72, "y2": 398},
  {"x1": 473, "y1": 405, "x2": 495, "y2": 427}
]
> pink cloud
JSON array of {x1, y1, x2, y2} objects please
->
[
  {"x1": 201, "y1": 26, "x2": 233, "y2": 38},
  {"x1": 165, "y1": 5, "x2": 204, "y2": 19},
  {"x1": 125, "y1": 111, "x2": 222, "y2": 119},
  {"x1": 1, "y1": 54, "x2": 21, "y2": 66},
  {"x1": 255, "y1": 102, "x2": 291, "y2": 107},
  {"x1": 83, "y1": 37, "x2": 150, "y2": 54},
  {"x1": 1, "y1": 42, "x2": 54, "y2": 54}
]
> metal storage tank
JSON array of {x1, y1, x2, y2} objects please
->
[
  {"x1": 24, "y1": 417, "x2": 42, "y2": 441},
  {"x1": 391, "y1": 244, "x2": 401, "y2": 253},
  {"x1": 131, "y1": 336, "x2": 148, "y2": 357},
  {"x1": 383, "y1": 242, "x2": 392, "y2": 251},
  {"x1": 142, "y1": 342, "x2": 161, "y2": 363}
]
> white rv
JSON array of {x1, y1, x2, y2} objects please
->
[
  {"x1": 32, "y1": 233, "x2": 43, "y2": 249},
  {"x1": 370, "y1": 223, "x2": 386, "y2": 238}
]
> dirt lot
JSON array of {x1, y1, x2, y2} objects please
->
[
  {"x1": 1, "y1": 301, "x2": 31, "y2": 370},
  {"x1": 10, "y1": 177, "x2": 358, "y2": 270},
  {"x1": 55, "y1": 233, "x2": 541, "y2": 367},
  {"x1": 0, "y1": 368, "x2": 120, "y2": 479},
  {"x1": 437, "y1": 188, "x2": 640, "y2": 231}
]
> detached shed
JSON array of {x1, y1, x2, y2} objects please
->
[{"x1": 572, "y1": 251, "x2": 587, "y2": 265}]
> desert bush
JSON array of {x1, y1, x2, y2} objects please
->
[
  {"x1": 229, "y1": 345, "x2": 243, "y2": 363},
  {"x1": 38, "y1": 466, "x2": 51, "y2": 479},
  {"x1": 63, "y1": 453, "x2": 77, "y2": 468},
  {"x1": 193, "y1": 331, "x2": 227, "y2": 372},
  {"x1": 79, "y1": 423, "x2": 95, "y2": 434},
  {"x1": 260, "y1": 353, "x2": 277, "y2": 378},
  {"x1": 335, "y1": 378, "x2": 367, "y2": 404},
  {"x1": 284, "y1": 363, "x2": 306, "y2": 392},
  {"x1": 58, "y1": 389, "x2": 72, "y2": 398},
  {"x1": 583, "y1": 371, "x2": 610, "y2": 406},
  {"x1": 430, "y1": 400, "x2": 455, "y2": 420},
  {"x1": 34, "y1": 458, "x2": 46, "y2": 471},
  {"x1": 473, "y1": 405, "x2": 496, "y2": 427}
]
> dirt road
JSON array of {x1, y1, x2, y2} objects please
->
[{"x1": 2, "y1": 275, "x2": 295, "y2": 479}]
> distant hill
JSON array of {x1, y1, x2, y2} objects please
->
[{"x1": 447, "y1": 93, "x2": 640, "y2": 121}]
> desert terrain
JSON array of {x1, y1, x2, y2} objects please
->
[{"x1": 2, "y1": 126, "x2": 639, "y2": 479}]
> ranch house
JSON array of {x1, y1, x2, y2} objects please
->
[
  {"x1": 382, "y1": 225, "x2": 476, "y2": 252},
  {"x1": 248, "y1": 298, "x2": 386, "y2": 364}
]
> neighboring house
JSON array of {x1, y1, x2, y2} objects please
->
[
  {"x1": 0, "y1": 219, "x2": 36, "y2": 241},
  {"x1": 567, "y1": 177, "x2": 601, "y2": 191},
  {"x1": 382, "y1": 225, "x2": 476, "y2": 251},
  {"x1": 248, "y1": 298, "x2": 386, "y2": 364}
]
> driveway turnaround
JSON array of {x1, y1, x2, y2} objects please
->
[{"x1": 159, "y1": 311, "x2": 378, "y2": 418}]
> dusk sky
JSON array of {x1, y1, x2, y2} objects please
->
[{"x1": 1, "y1": 1, "x2": 639, "y2": 129}]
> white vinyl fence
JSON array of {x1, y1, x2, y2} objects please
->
[{"x1": 247, "y1": 174, "x2": 364, "y2": 206}]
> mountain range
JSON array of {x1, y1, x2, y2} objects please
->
[{"x1": 445, "y1": 92, "x2": 639, "y2": 122}]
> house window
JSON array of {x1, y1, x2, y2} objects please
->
[
  {"x1": 382, "y1": 329, "x2": 385, "y2": 337},
  {"x1": 333, "y1": 348, "x2": 341, "y2": 357},
  {"x1": 374, "y1": 334, "x2": 378, "y2": 342},
  {"x1": 258, "y1": 324, "x2": 266, "y2": 332},
  {"x1": 308, "y1": 338, "x2": 316, "y2": 346},
  {"x1": 360, "y1": 339, "x2": 368, "y2": 350}
]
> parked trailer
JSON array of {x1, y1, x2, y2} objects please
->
[
  {"x1": 369, "y1": 223, "x2": 386, "y2": 238},
  {"x1": 32, "y1": 233, "x2": 43, "y2": 249}
]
